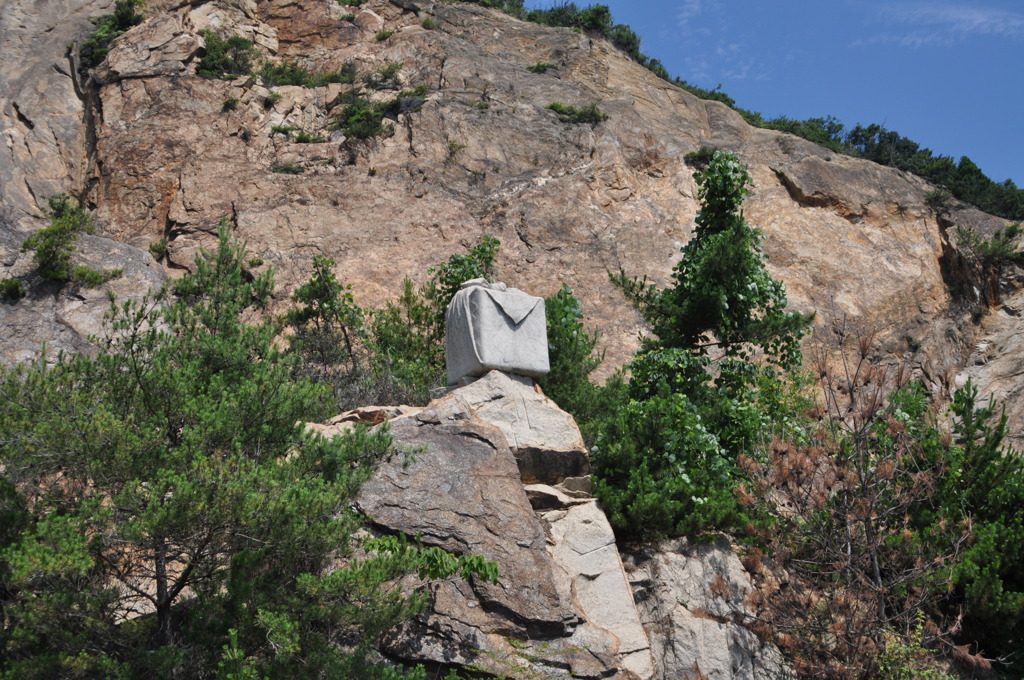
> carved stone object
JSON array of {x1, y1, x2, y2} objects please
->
[{"x1": 445, "y1": 279, "x2": 549, "y2": 385}]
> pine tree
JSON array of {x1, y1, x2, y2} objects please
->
[{"x1": 0, "y1": 222, "x2": 494, "y2": 678}]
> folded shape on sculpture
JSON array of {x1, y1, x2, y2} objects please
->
[{"x1": 445, "y1": 279, "x2": 550, "y2": 385}]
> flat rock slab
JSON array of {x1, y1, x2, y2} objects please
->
[
  {"x1": 433, "y1": 370, "x2": 590, "y2": 485},
  {"x1": 543, "y1": 499, "x2": 655, "y2": 680}
]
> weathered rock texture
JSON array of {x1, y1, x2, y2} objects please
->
[
  {"x1": 627, "y1": 537, "x2": 794, "y2": 680},
  {"x1": 2, "y1": 0, "x2": 1018, "y2": 420}
]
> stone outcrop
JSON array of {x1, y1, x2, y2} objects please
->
[
  {"x1": 0, "y1": 233, "x2": 166, "y2": 364},
  {"x1": 356, "y1": 372, "x2": 653, "y2": 678},
  {"x1": 627, "y1": 537, "x2": 794, "y2": 680}
]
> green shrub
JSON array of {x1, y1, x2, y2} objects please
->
[
  {"x1": 337, "y1": 0, "x2": 368, "y2": 5},
  {"x1": 149, "y1": 239, "x2": 168, "y2": 260},
  {"x1": 683, "y1": 145, "x2": 717, "y2": 169},
  {"x1": 367, "y1": 237, "x2": 500, "y2": 403},
  {"x1": 546, "y1": 101, "x2": 607, "y2": 125},
  {"x1": 288, "y1": 255, "x2": 366, "y2": 379},
  {"x1": 340, "y1": 12, "x2": 356, "y2": 20},
  {"x1": 259, "y1": 60, "x2": 311, "y2": 86},
  {"x1": 263, "y1": 91, "x2": 283, "y2": 108},
  {"x1": 527, "y1": 62, "x2": 556, "y2": 74},
  {"x1": 0, "y1": 277, "x2": 27, "y2": 301},
  {"x1": 0, "y1": 223, "x2": 497, "y2": 677},
  {"x1": 21, "y1": 194, "x2": 93, "y2": 281},
  {"x1": 78, "y1": 0, "x2": 144, "y2": 76},
  {"x1": 421, "y1": 18, "x2": 437, "y2": 29},
  {"x1": 71, "y1": 265, "x2": 121, "y2": 287},
  {"x1": 536, "y1": 284, "x2": 623, "y2": 442},
  {"x1": 196, "y1": 30, "x2": 256, "y2": 78},
  {"x1": 329, "y1": 93, "x2": 395, "y2": 139},
  {"x1": 374, "y1": 29, "x2": 394, "y2": 41},
  {"x1": 362, "y1": 62, "x2": 402, "y2": 89},
  {"x1": 294, "y1": 131, "x2": 326, "y2": 144},
  {"x1": 222, "y1": 97, "x2": 239, "y2": 112},
  {"x1": 259, "y1": 61, "x2": 357, "y2": 88}
]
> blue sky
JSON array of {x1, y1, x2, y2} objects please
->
[{"x1": 529, "y1": 1, "x2": 1023, "y2": 185}]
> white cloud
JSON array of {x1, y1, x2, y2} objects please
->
[
  {"x1": 875, "y1": 2, "x2": 1024, "y2": 46},
  {"x1": 677, "y1": 0, "x2": 707, "y2": 28}
]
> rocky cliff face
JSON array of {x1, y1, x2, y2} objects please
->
[{"x1": 2, "y1": 0, "x2": 1017, "y2": 395}]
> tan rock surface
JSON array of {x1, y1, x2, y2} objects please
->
[
  {"x1": 3, "y1": 0, "x2": 1015, "y2": 409},
  {"x1": 59, "y1": 0, "x2": 1003, "y2": 394},
  {"x1": 433, "y1": 370, "x2": 591, "y2": 484}
]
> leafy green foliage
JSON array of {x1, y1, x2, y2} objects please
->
[
  {"x1": 874, "y1": 613, "x2": 958, "y2": 680},
  {"x1": 330, "y1": 92, "x2": 395, "y2": 140},
  {"x1": 594, "y1": 151, "x2": 810, "y2": 541},
  {"x1": 270, "y1": 161, "x2": 304, "y2": 174},
  {"x1": 0, "y1": 222, "x2": 497, "y2": 678},
  {"x1": 78, "y1": 0, "x2": 144, "y2": 76},
  {"x1": 284, "y1": 237, "x2": 501, "y2": 409},
  {"x1": 537, "y1": 284, "x2": 623, "y2": 443},
  {"x1": 546, "y1": 101, "x2": 607, "y2": 125},
  {"x1": 21, "y1": 194, "x2": 92, "y2": 280},
  {"x1": 682, "y1": 145, "x2": 717, "y2": 169},
  {"x1": 195, "y1": 30, "x2": 257, "y2": 79},
  {"x1": 287, "y1": 255, "x2": 366, "y2": 379},
  {"x1": 421, "y1": 18, "x2": 437, "y2": 29},
  {"x1": 955, "y1": 223, "x2": 1022, "y2": 305},
  {"x1": 425, "y1": 235, "x2": 499, "y2": 330},
  {"x1": 259, "y1": 60, "x2": 358, "y2": 87},
  {"x1": 365, "y1": 236, "x2": 500, "y2": 402},
  {"x1": 940, "y1": 382, "x2": 1024, "y2": 675},
  {"x1": 375, "y1": 29, "x2": 395, "y2": 41}
]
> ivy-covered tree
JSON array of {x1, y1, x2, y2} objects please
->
[
  {"x1": 594, "y1": 150, "x2": 811, "y2": 540},
  {"x1": 0, "y1": 222, "x2": 494, "y2": 678}
]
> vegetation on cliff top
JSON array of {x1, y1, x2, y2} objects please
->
[{"x1": 464, "y1": 0, "x2": 1023, "y2": 220}]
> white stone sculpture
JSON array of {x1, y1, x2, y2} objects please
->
[{"x1": 445, "y1": 279, "x2": 549, "y2": 386}]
